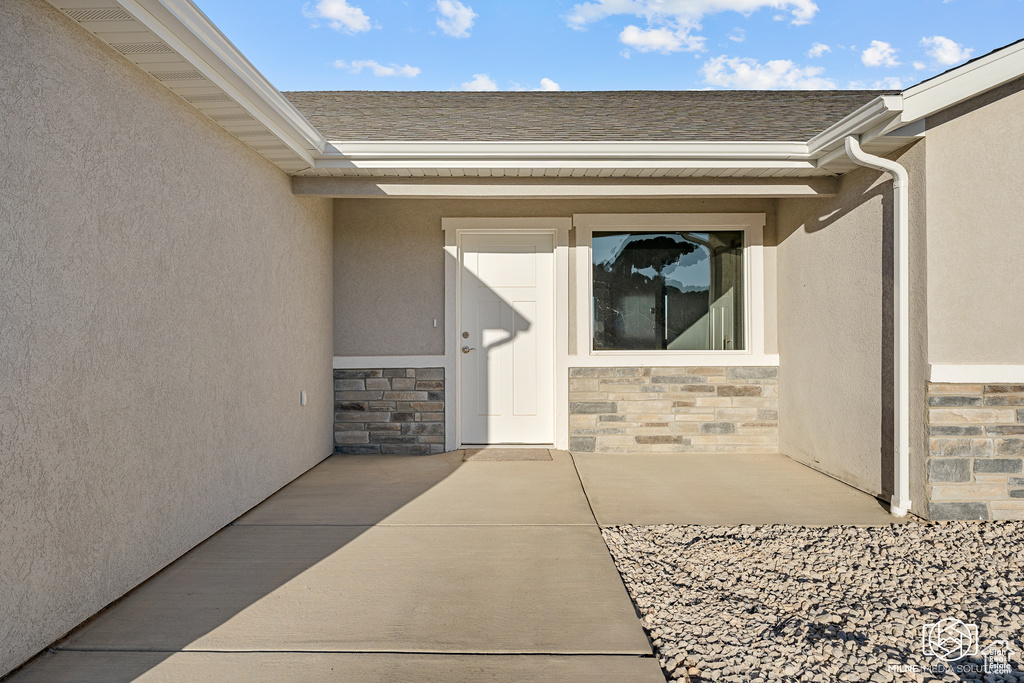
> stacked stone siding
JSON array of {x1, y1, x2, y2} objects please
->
[
  {"x1": 927, "y1": 383, "x2": 1024, "y2": 521},
  {"x1": 568, "y1": 366, "x2": 778, "y2": 454},
  {"x1": 333, "y1": 368, "x2": 445, "y2": 455}
]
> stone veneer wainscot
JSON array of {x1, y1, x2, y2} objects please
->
[
  {"x1": 927, "y1": 383, "x2": 1024, "y2": 521},
  {"x1": 334, "y1": 368, "x2": 445, "y2": 455},
  {"x1": 568, "y1": 366, "x2": 778, "y2": 454}
]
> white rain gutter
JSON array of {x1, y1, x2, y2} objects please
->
[
  {"x1": 315, "y1": 140, "x2": 816, "y2": 171},
  {"x1": 844, "y1": 136, "x2": 911, "y2": 518}
]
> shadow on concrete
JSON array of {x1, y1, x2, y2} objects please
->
[
  {"x1": 8, "y1": 450, "x2": 657, "y2": 682},
  {"x1": 5, "y1": 452, "x2": 465, "y2": 682}
]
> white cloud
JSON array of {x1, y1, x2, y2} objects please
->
[
  {"x1": 475, "y1": 77, "x2": 562, "y2": 92},
  {"x1": 921, "y1": 35, "x2": 973, "y2": 65},
  {"x1": 304, "y1": 0, "x2": 371, "y2": 33},
  {"x1": 728, "y1": 28, "x2": 746, "y2": 43},
  {"x1": 701, "y1": 55, "x2": 836, "y2": 89},
  {"x1": 913, "y1": 61, "x2": 927, "y2": 70},
  {"x1": 461, "y1": 73, "x2": 498, "y2": 91},
  {"x1": 874, "y1": 77, "x2": 903, "y2": 89},
  {"x1": 435, "y1": 0, "x2": 477, "y2": 38},
  {"x1": 566, "y1": 0, "x2": 817, "y2": 55},
  {"x1": 619, "y1": 24, "x2": 704, "y2": 53},
  {"x1": 807, "y1": 42, "x2": 830, "y2": 58},
  {"x1": 861, "y1": 40, "x2": 900, "y2": 67},
  {"x1": 567, "y1": 0, "x2": 818, "y2": 28},
  {"x1": 334, "y1": 60, "x2": 420, "y2": 77}
]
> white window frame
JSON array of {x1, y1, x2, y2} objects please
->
[{"x1": 572, "y1": 213, "x2": 772, "y2": 367}]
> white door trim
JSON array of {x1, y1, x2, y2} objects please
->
[{"x1": 443, "y1": 218, "x2": 570, "y2": 451}]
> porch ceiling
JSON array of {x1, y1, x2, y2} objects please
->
[
  {"x1": 290, "y1": 165, "x2": 838, "y2": 179},
  {"x1": 290, "y1": 175, "x2": 841, "y2": 199}
]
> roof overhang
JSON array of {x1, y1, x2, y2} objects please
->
[
  {"x1": 303, "y1": 93, "x2": 915, "y2": 179},
  {"x1": 48, "y1": 0, "x2": 1024, "y2": 185},
  {"x1": 894, "y1": 39, "x2": 1024, "y2": 131},
  {"x1": 46, "y1": 0, "x2": 328, "y2": 173},
  {"x1": 300, "y1": 98, "x2": 908, "y2": 180}
]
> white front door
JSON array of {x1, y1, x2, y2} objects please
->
[{"x1": 459, "y1": 232, "x2": 554, "y2": 445}]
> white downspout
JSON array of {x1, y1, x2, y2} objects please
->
[{"x1": 844, "y1": 136, "x2": 912, "y2": 518}]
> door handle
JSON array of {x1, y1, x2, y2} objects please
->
[{"x1": 462, "y1": 345, "x2": 476, "y2": 354}]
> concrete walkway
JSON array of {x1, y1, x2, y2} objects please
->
[
  {"x1": 10, "y1": 451, "x2": 899, "y2": 682},
  {"x1": 575, "y1": 452, "x2": 904, "y2": 527},
  {"x1": 11, "y1": 450, "x2": 660, "y2": 682}
]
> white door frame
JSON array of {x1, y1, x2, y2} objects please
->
[{"x1": 443, "y1": 218, "x2": 570, "y2": 451}]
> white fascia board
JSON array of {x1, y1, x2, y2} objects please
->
[
  {"x1": 316, "y1": 140, "x2": 813, "y2": 170},
  {"x1": 899, "y1": 40, "x2": 1024, "y2": 127},
  {"x1": 806, "y1": 95, "x2": 904, "y2": 156},
  {"x1": 122, "y1": 0, "x2": 327, "y2": 162}
]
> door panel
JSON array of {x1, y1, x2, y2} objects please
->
[
  {"x1": 512, "y1": 300, "x2": 538, "y2": 416},
  {"x1": 460, "y1": 233, "x2": 554, "y2": 445}
]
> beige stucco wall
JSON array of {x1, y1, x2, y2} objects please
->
[
  {"x1": 334, "y1": 198, "x2": 778, "y2": 357},
  {"x1": 925, "y1": 77, "x2": 1024, "y2": 364},
  {"x1": 776, "y1": 142, "x2": 928, "y2": 513},
  {"x1": 0, "y1": 0, "x2": 334, "y2": 675}
]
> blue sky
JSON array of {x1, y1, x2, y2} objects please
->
[{"x1": 191, "y1": 0, "x2": 1024, "y2": 92}]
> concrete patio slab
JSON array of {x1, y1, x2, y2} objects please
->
[
  {"x1": 8, "y1": 651, "x2": 665, "y2": 683},
  {"x1": 61, "y1": 524, "x2": 651, "y2": 655},
  {"x1": 574, "y1": 452, "x2": 906, "y2": 527},
  {"x1": 233, "y1": 452, "x2": 464, "y2": 526},
  {"x1": 236, "y1": 451, "x2": 595, "y2": 526}
]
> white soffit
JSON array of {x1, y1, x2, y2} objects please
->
[
  {"x1": 291, "y1": 176, "x2": 840, "y2": 198},
  {"x1": 47, "y1": 0, "x2": 326, "y2": 174},
  {"x1": 292, "y1": 166, "x2": 841, "y2": 179}
]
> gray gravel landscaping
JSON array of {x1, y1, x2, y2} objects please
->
[{"x1": 603, "y1": 523, "x2": 1024, "y2": 683}]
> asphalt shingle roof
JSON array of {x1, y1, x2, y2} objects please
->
[{"x1": 283, "y1": 90, "x2": 895, "y2": 143}]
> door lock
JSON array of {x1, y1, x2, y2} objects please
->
[
  {"x1": 462, "y1": 331, "x2": 470, "y2": 339},
  {"x1": 462, "y1": 345, "x2": 476, "y2": 354}
]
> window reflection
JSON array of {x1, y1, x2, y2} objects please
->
[{"x1": 592, "y1": 231, "x2": 744, "y2": 351}]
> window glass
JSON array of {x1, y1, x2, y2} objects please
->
[{"x1": 592, "y1": 231, "x2": 744, "y2": 351}]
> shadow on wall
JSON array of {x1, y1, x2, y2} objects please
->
[
  {"x1": 453, "y1": 232, "x2": 557, "y2": 448},
  {"x1": 456, "y1": 249, "x2": 532, "y2": 447},
  {"x1": 776, "y1": 170, "x2": 895, "y2": 501},
  {"x1": 10, "y1": 241, "x2": 547, "y2": 681},
  {"x1": 332, "y1": 244, "x2": 532, "y2": 454}
]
